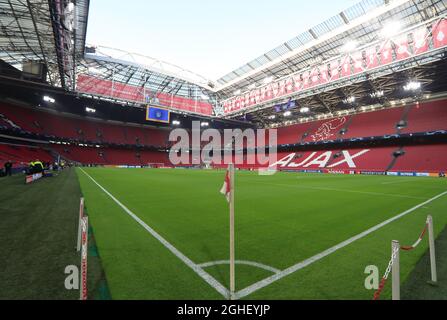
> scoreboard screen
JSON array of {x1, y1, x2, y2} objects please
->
[{"x1": 146, "y1": 106, "x2": 170, "y2": 123}]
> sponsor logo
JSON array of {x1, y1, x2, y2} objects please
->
[
  {"x1": 415, "y1": 173, "x2": 430, "y2": 177},
  {"x1": 303, "y1": 170, "x2": 323, "y2": 174},
  {"x1": 327, "y1": 170, "x2": 346, "y2": 175},
  {"x1": 25, "y1": 173, "x2": 43, "y2": 184},
  {"x1": 360, "y1": 171, "x2": 386, "y2": 175},
  {"x1": 310, "y1": 117, "x2": 346, "y2": 142}
]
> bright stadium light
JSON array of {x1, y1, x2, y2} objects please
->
[
  {"x1": 283, "y1": 111, "x2": 292, "y2": 117},
  {"x1": 380, "y1": 21, "x2": 402, "y2": 38},
  {"x1": 370, "y1": 90, "x2": 384, "y2": 98},
  {"x1": 300, "y1": 107, "x2": 310, "y2": 113},
  {"x1": 268, "y1": 115, "x2": 276, "y2": 119},
  {"x1": 43, "y1": 96, "x2": 55, "y2": 103},
  {"x1": 263, "y1": 76, "x2": 273, "y2": 84},
  {"x1": 67, "y1": 2, "x2": 75, "y2": 12},
  {"x1": 200, "y1": 94, "x2": 209, "y2": 100},
  {"x1": 172, "y1": 120, "x2": 181, "y2": 126},
  {"x1": 341, "y1": 40, "x2": 357, "y2": 53},
  {"x1": 85, "y1": 107, "x2": 96, "y2": 113},
  {"x1": 343, "y1": 96, "x2": 356, "y2": 104},
  {"x1": 233, "y1": 89, "x2": 241, "y2": 96},
  {"x1": 88, "y1": 67, "x2": 102, "y2": 75},
  {"x1": 201, "y1": 122, "x2": 209, "y2": 127},
  {"x1": 403, "y1": 81, "x2": 421, "y2": 91}
]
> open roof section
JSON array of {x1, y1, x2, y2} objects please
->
[
  {"x1": 214, "y1": 0, "x2": 446, "y2": 98},
  {"x1": 77, "y1": 45, "x2": 217, "y2": 101},
  {"x1": 0, "y1": 0, "x2": 89, "y2": 89}
]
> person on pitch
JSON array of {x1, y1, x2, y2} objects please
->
[{"x1": 4, "y1": 160, "x2": 13, "y2": 176}]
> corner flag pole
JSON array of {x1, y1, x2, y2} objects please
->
[{"x1": 229, "y1": 163, "x2": 235, "y2": 298}]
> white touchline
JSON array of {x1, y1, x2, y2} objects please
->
[
  {"x1": 381, "y1": 179, "x2": 418, "y2": 185},
  {"x1": 198, "y1": 260, "x2": 281, "y2": 274},
  {"x1": 253, "y1": 181, "x2": 425, "y2": 200},
  {"x1": 79, "y1": 168, "x2": 230, "y2": 299},
  {"x1": 234, "y1": 190, "x2": 447, "y2": 299}
]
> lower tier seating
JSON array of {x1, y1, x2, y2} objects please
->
[
  {"x1": 212, "y1": 145, "x2": 447, "y2": 173},
  {"x1": 0, "y1": 143, "x2": 445, "y2": 173},
  {"x1": 0, "y1": 144, "x2": 53, "y2": 168}
]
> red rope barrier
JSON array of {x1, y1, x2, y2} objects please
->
[
  {"x1": 400, "y1": 223, "x2": 428, "y2": 251},
  {"x1": 373, "y1": 278, "x2": 388, "y2": 300}
]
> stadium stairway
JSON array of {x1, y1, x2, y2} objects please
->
[
  {"x1": 336, "y1": 115, "x2": 354, "y2": 140},
  {"x1": 385, "y1": 147, "x2": 406, "y2": 172},
  {"x1": 395, "y1": 105, "x2": 414, "y2": 134}
]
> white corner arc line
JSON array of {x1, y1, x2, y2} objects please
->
[
  {"x1": 79, "y1": 168, "x2": 230, "y2": 299},
  {"x1": 235, "y1": 190, "x2": 447, "y2": 300},
  {"x1": 198, "y1": 260, "x2": 281, "y2": 274}
]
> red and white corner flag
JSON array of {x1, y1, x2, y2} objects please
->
[
  {"x1": 220, "y1": 164, "x2": 235, "y2": 299},
  {"x1": 220, "y1": 169, "x2": 231, "y2": 203}
]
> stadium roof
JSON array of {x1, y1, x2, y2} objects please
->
[
  {"x1": 0, "y1": 0, "x2": 89, "y2": 89},
  {"x1": 215, "y1": 0, "x2": 447, "y2": 125},
  {"x1": 1, "y1": 0, "x2": 447, "y2": 122},
  {"x1": 76, "y1": 45, "x2": 216, "y2": 102},
  {"x1": 214, "y1": 0, "x2": 447, "y2": 99}
]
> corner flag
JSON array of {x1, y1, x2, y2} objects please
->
[
  {"x1": 220, "y1": 164, "x2": 235, "y2": 299},
  {"x1": 220, "y1": 169, "x2": 231, "y2": 203}
]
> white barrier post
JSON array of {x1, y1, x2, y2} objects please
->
[
  {"x1": 427, "y1": 215, "x2": 437, "y2": 284},
  {"x1": 391, "y1": 240, "x2": 400, "y2": 300},
  {"x1": 76, "y1": 198, "x2": 84, "y2": 251},
  {"x1": 80, "y1": 216, "x2": 88, "y2": 300}
]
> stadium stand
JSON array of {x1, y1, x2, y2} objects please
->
[
  {"x1": 276, "y1": 100, "x2": 447, "y2": 144},
  {"x1": 0, "y1": 100, "x2": 446, "y2": 173},
  {"x1": 0, "y1": 103, "x2": 170, "y2": 147},
  {"x1": 393, "y1": 144, "x2": 447, "y2": 173},
  {"x1": 51, "y1": 145, "x2": 170, "y2": 166},
  {"x1": 0, "y1": 144, "x2": 53, "y2": 167},
  {"x1": 401, "y1": 100, "x2": 447, "y2": 134}
]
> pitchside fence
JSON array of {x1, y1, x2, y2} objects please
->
[
  {"x1": 373, "y1": 215, "x2": 437, "y2": 300},
  {"x1": 76, "y1": 197, "x2": 88, "y2": 300}
]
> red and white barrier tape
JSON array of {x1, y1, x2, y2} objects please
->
[
  {"x1": 400, "y1": 222, "x2": 428, "y2": 251},
  {"x1": 373, "y1": 217, "x2": 429, "y2": 300}
]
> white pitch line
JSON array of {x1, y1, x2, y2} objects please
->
[
  {"x1": 234, "y1": 190, "x2": 447, "y2": 299},
  {"x1": 198, "y1": 260, "x2": 281, "y2": 274},
  {"x1": 253, "y1": 181, "x2": 425, "y2": 200},
  {"x1": 381, "y1": 179, "x2": 418, "y2": 185},
  {"x1": 79, "y1": 168, "x2": 230, "y2": 299}
]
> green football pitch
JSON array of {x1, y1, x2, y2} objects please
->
[{"x1": 76, "y1": 167, "x2": 447, "y2": 300}]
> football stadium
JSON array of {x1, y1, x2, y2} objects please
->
[{"x1": 1, "y1": 0, "x2": 447, "y2": 306}]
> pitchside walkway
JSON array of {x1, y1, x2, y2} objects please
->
[
  {"x1": 402, "y1": 226, "x2": 447, "y2": 300},
  {"x1": 0, "y1": 169, "x2": 108, "y2": 299}
]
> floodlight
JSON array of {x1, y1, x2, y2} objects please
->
[
  {"x1": 43, "y1": 96, "x2": 55, "y2": 103},
  {"x1": 381, "y1": 21, "x2": 402, "y2": 38},
  {"x1": 300, "y1": 107, "x2": 310, "y2": 113}
]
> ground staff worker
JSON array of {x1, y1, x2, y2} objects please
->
[
  {"x1": 33, "y1": 160, "x2": 44, "y2": 173},
  {"x1": 4, "y1": 160, "x2": 13, "y2": 176}
]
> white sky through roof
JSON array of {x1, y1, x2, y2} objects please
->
[{"x1": 86, "y1": 0, "x2": 360, "y2": 81}]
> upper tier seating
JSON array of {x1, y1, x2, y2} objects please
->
[
  {"x1": 401, "y1": 100, "x2": 447, "y2": 134},
  {"x1": 0, "y1": 103, "x2": 169, "y2": 147},
  {"x1": 276, "y1": 100, "x2": 447, "y2": 145}
]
